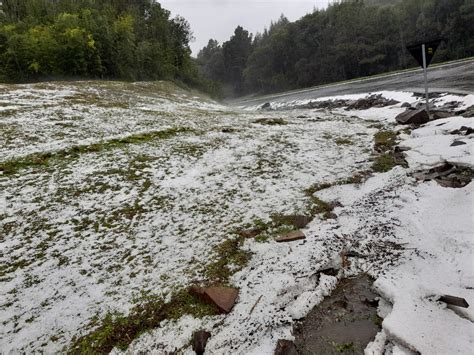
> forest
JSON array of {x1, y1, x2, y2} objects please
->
[
  {"x1": 1, "y1": 0, "x2": 473, "y2": 97},
  {"x1": 197, "y1": 0, "x2": 474, "y2": 96},
  {"x1": 0, "y1": 0, "x2": 214, "y2": 90}
]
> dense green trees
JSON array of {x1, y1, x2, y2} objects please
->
[
  {"x1": 198, "y1": 0, "x2": 474, "y2": 96},
  {"x1": 0, "y1": 0, "x2": 204, "y2": 86}
]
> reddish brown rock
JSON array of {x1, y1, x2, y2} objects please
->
[
  {"x1": 275, "y1": 230, "x2": 306, "y2": 243},
  {"x1": 190, "y1": 286, "x2": 239, "y2": 314}
]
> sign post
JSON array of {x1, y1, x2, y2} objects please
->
[
  {"x1": 421, "y1": 44, "x2": 429, "y2": 116},
  {"x1": 407, "y1": 39, "x2": 442, "y2": 118}
]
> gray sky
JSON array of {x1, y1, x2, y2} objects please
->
[{"x1": 159, "y1": 0, "x2": 332, "y2": 55}]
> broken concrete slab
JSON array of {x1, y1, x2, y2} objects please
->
[
  {"x1": 275, "y1": 230, "x2": 306, "y2": 243},
  {"x1": 189, "y1": 286, "x2": 239, "y2": 314},
  {"x1": 192, "y1": 330, "x2": 211, "y2": 355},
  {"x1": 395, "y1": 108, "x2": 430, "y2": 125}
]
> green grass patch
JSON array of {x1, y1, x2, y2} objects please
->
[
  {"x1": 0, "y1": 127, "x2": 193, "y2": 175},
  {"x1": 68, "y1": 289, "x2": 218, "y2": 354},
  {"x1": 371, "y1": 153, "x2": 400, "y2": 173},
  {"x1": 335, "y1": 137, "x2": 353, "y2": 145},
  {"x1": 204, "y1": 237, "x2": 251, "y2": 285},
  {"x1": 374, "y1": 130, "x2": 397, "y2": 152}
]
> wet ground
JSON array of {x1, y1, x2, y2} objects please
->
[
  {"x1": 235, "y1": 59, "x2": 474, "y2": 107},
  {"x1": 294, "y1": 275, "x2": 381, "y2": 355}
]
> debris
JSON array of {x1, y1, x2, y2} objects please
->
[
  {"x1": 274, "y1": 339, "x2": 298, "y2": 355},
  {"x1": 401, "y1": 102, "x2": 411, "y2": 108},
  {"x1": 260, "y1": 102, "x2": 271, "y2": 110},
  {"x1": 249, "y1": 295, "x2": 263, "y2": 315},
  {"x1": 395, "y1": 108, "x2": 430, "y2": 125},
  {"x1": 346, "y1": 94, "x2": 399, "y2": 110},
  {"x1": 413, "y1": 163, "x2": 473, "y2": 188},
  {"x1": 450, "y1": 141, "x2": 467, "y2": 147},
  {"x1": 297, "y1": 115, "x2": 309, "y2": 119},
  {"x1": 275, "y1": 230, "x2": 306, "y2": 243},
  {"x1": 189, "y1": 287, "x2": 239, "y2": 314},
  {"x1": 439, "y1": 295, "x2": 469, "y2": 308},
  {"x1": 192, "y1": 330, "x2": 211, "y2": 355}
]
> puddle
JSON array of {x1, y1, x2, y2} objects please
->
[{"x1": 293, "y1": 274, "x2": 381, "y2": 354}]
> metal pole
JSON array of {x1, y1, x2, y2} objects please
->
[{"x1": 421, "y1": 44, "x2": 430, "y2": 116}]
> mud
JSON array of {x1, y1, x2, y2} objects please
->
[{"x1": 294, "y1": 274, "x2": 381, "y2": 355}]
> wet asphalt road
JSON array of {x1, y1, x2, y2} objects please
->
[{"x1": 233, "y1": 59, "x2": 474, "y2": 107}]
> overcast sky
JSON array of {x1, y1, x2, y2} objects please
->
[{"x1": 159, "y1": 0, "x2": 332, "y2": 55}]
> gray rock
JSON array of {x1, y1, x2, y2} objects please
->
[
  {"x1": 450, "y1": 141, "x2": 467, "y2": 147},
  {"x1": 395, "y1": 108, "x2": 429, "y2": 125},
  {"x1": 430, "y1": 110, "x2": 453, "y2": 120},
  {"x1": 274, "y1": 339, "x2": 298, "y2": 355},
  {"x1": 193, "y1": 331, "x2": 211, "y2": 355}
]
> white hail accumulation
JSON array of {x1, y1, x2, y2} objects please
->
[{"x1": 1, "y1": 82, "x2": 473, "y2": 354}]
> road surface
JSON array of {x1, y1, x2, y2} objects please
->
[{"x1": 233, "y1": 59, "x2": 474, "y2": 107}]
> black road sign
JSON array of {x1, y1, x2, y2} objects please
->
[{"x1": 407, "y1": 39, "x2": 442, "y2": 68}]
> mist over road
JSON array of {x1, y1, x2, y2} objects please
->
[{"x1": 234, "y1": 59, "x2": 474, "y2": 107}]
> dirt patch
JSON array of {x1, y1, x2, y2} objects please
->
[{"x1": 294, "y1": 274, "x2": 381, "y2": 354}]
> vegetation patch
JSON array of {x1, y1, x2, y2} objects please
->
[
  {"x1": 335, "y1": 137, "x2": 353, "y2": 145},
  {"x1": 68, "y1": 289, "x2": 219, "y2": 354},
  {"x1": 0, "y1": 127, "x2": 193, "y2": 175},
  {"x1": 204, "y1": 237, "x2": 251, "y2": 285},
  {"x1": 374, "y1": 130, "x2": 397, "y2": 152}
]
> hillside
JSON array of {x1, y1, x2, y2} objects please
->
[{"x1": 1, "y1": 79, "x2": 473, "y2": 353}]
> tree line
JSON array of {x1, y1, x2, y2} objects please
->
[
  {"x1": 0, "y1": 0, "x2": 217, "y2": 93},
  {"x1": 197, "y1": 0, "x2": 474, "y2": 96}
]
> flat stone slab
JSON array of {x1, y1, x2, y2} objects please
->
[
  {"x1": 190, "y1": 286, "x2": 239, "y2": 314},
  {"x1": 276, "y1": 230, "x2": 306, "y2": 243}
]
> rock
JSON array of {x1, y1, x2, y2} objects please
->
[
  {"x1": 450, "y1": 126, "x2": 474, "y2": 136},
  {"x1": 439, "y1": 295, "x2": 469, "y2": 308},
  {"x1": 458, "y1": 105, "x2": 474, "y2": 118},
  {"x1": 276, "y1": 230, "x2": 306, "y2": 243},
  {"x1": 253, "y1": 118, "x2": 287, "y2": 125},
  {"x1": 430, "y1": 110, "x2": 453, "y2": 120},
  {"x1": 239, "y1": 228, "x2": 263, "y2": 238},
  {"x1": 221, "y1": 127, "x2": 235, "y2": 133},
  {"x1": 346, "y1": 94, "x2": 399, "y2": 110},
  {"x1": 401, "y1": 102, "x2": 411, "y2": 108},
  {"x1": 261, "y1": 102, "x2": 271, "y2": 110},
  {"x1": 274, "y1": 339, "x2": 298, "y2": 355},
  {"x1": 395, "y1": 108, "x2": 429, "y2": 125},
  {"x1": 193, "y1": 330, "x2": 211, "y2": 355},
  {"x1": 413, "y1": 163, "x2": 473, "y2": 188},
  {"x1": 450, "y1": 141, "x2": 467, "y2": 147},
  {"x1": 189, "y1": 286, "x2": 239, "y2": 314}
]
